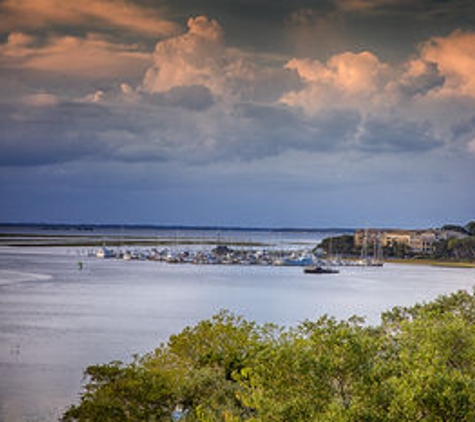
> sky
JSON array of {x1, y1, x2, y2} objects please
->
[{"x1": 0, "y1": 0, "x2": 474, "y2": 228}]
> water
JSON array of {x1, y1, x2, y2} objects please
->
[
  {"x1": 0, "y1": 241, "x2": 474, "y2": 421},
  {"x1": 0, "y1": 224, "x2": 341, "y2": 249}
]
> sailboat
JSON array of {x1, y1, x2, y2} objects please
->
[{"x1": 359, "y1": 229, "x2": 384, "y2": 266}]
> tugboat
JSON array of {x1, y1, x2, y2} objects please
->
[{"x1": 304, "y1": 265, "x2": 339, "y2": 274}]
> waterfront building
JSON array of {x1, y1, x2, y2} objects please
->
[{"x1": 354, "y1": 228, "x2": 468, "y2": 254}]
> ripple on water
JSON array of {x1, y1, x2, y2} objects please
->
[{"x1": 0, "y1": 270, "x2": 52, "y2": 285}]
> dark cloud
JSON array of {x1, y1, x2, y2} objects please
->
[
  {"x1": 229, "y1": 67, "x2": 302, "y2": 103},
  {"x1": 154, "y1": 0, "x2": 474, "y2": 62},
  {"x1": 452, "y1": 115, "x2": 475, "y2": 138},
  {"x1": 157, "y1": 0, "x2": 336, "y2": 57},
  {"x1": 357, "y1": 118, "x2": 442, "y2": 153},
  {"x1": 226, "y1": 103, "x2": 360, "y2": 159},
  {"x1": 148, "y1": 85, "x2": 215, "y2": 111},
  {"x1": 0, "y1": 94, "x2": 362, "y2": 167},
  {"x1": 0, "y1": 102, "x2": 113, "y2": 166}
]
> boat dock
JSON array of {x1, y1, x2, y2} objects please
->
[{"x1": 94, "y1": 245, "x2": 383, "y2": 268}]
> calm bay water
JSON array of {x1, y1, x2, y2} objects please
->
[{"x1": 0, "y1": 237, "x2": 474, "y2": 421}]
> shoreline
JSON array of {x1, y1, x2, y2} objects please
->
[
  {"x1": 1, "y1": 233, "x2": 473, "y2": 269},
  {"x1": 388, "y1": 258, "x2": 475, "y2": 268}
]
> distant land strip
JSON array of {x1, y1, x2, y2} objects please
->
[
  {"x1": 0, "y1": 223, "x2": 354, "y2": 233},
  {"x1": 0, "y1": 237, "x2": 268, "y2": 248}
]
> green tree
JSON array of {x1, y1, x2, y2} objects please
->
[
  {"x1": 62, "y1": 360, "x2": 177, "y2": 422},
  {"x1": 441, "y1": 224, "x2": 468, "y2": 235},
  {"x1": 63, "y1": 290, "x2": 475, "y2": 422},
  {"x1": 318, "y1": 235, "x2": 356, "y2": 256},
  {"x1": 465, "y1": 221, "x2": 475, "y2": 236},
  {"x1": 381, "y1": 298, "x2": 475, "y2": 420},
  {"x1": 384, "y1": 241, "x2": 411, "y2": 258}
]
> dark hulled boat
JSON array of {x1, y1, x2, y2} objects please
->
[{"x1": 304, "y1": 265, "x2": 339, "y2": 274}]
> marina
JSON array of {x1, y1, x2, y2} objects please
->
[
  {"x1": 91, "y1": 244, "x2": 384, "y2": 269},
  {"x1": 94, "y1": 245, "x2": 327, "y2": 267}
]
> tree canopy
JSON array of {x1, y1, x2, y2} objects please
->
[
  {"x1": 63, "y1": 290, "x2": 475, "y2": 422},
  {"x1": 465, "y1": 221, "x2": 475, "y2": 236}
]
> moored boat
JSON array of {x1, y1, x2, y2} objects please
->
[
  {"x1": 304, "y1": 265, "x2": 339, "y2": 274},
  {"x1": 96, "y1": 247, "x2": 114, "y2": 259}
]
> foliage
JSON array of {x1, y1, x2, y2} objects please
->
[
  {"x1": 319, "y1": 235, "x2": 415, "y2": 259},
  {"x1": 62, "y1": 360, "x2": 177, "y2": 421},
  {"x1": 441, "y1": 224, "x2": 469, "y2": 235},
  {"x1": 433, "y1": 221, "x2": 475, "y2": 261},
  {"x1": 465, "y1": 221, "x2": 475, "y2": 236},
  {"x1": 383, "y1": 241, "x2": 412, "y2": 259},
  {"x1": 317, "y1": 235, "x2": 356, "y2": 256},
  {"x1": 432, "y1": 237, "x2": 475, "y2": 261},
  {"x1": 319, "y1": 220, "x2": 475, "y2": 261},
  {"x1": 64, "y1": 291, "x2": 475, "y2": 421}
]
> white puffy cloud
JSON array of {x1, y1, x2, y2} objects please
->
[
  {"x1": 327, "y1": 51, "x2": 388, "y2": 93},
  {"x1": 277, "y1": 29, "x2": 475, "y2": 156},
  {"x1": 281, "y1": 51, "x2": 389, "y2": 114},
  {"x1": 418, "y1": 30, "x2": 475, "y2": 98},
  {"x1": 142, "y1": 16, "x2": 226, "y2": 95},
  {"x1": 281, "y1": 29, "x2": 475, "y2": 115},
  {"x1": 141, "y1": 16, "x2": 298, "y2": 102}
]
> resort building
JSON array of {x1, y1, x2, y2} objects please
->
[{"x1": 354, "y1": 228, "x2": 467, "y2": 254}]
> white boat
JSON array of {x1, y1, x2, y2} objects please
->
[{"x1": 96, "y1": 247, "x2": 114, "y2": 259}]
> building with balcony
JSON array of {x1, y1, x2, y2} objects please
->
[{"x1": 354, "y1": 228, "x2": 467, "y2": 254}]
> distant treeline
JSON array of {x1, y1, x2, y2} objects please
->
[
  {"x1": 64, "y1": 289, "x2": 475, "y2": 421},
  {"x1": 318, "y1": 221, "x2": 475, "y2": 260},
  {"x1": 0, "y1": 222, "x2": 354, "y2": 234}
]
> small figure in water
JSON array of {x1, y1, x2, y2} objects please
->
[{"x1": 77, "y1": 261, "x2": 83, "y2": 270}]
